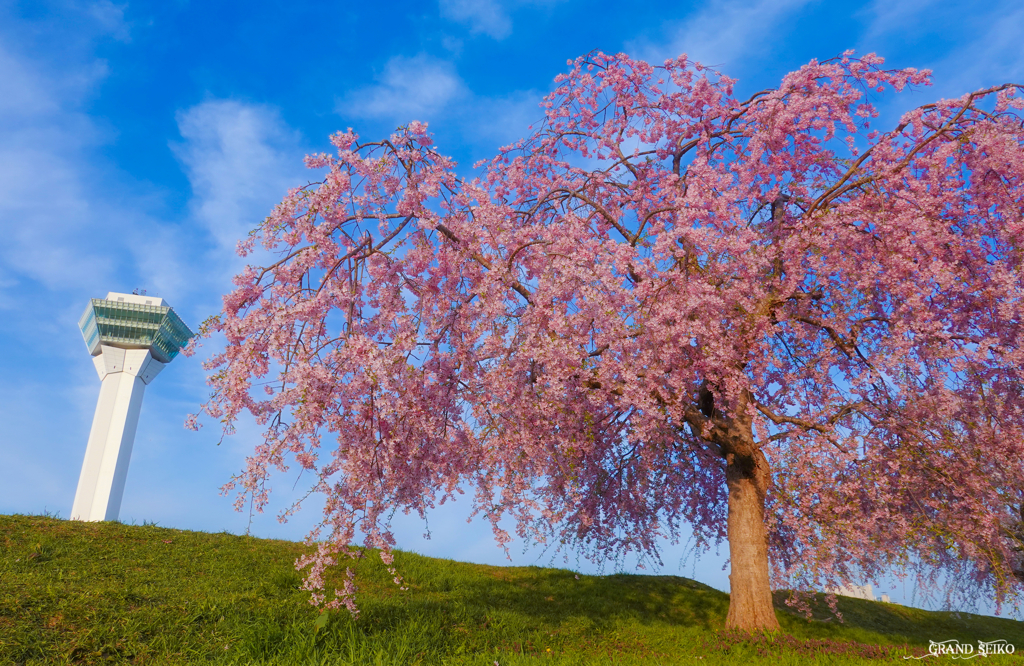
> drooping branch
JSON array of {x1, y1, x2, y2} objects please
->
[{"x1": 435, "y1": 222, "x2": 534, "y2": 305}]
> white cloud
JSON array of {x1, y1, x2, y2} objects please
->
[
  {"x1": 952, "y1": 6, "x2": 1024, "y2": 86},
  {"x1": 438, "y1": 0, "x2": 565, "y2": 41},
  {"x1": 0, "y1": 2, "x2": 151, "y2": 305},
  {"x1": 172, "y1": 100, "x2": 308, "y2": 254},
  {"x1": 87, "y1": 0, "x2": 131, "y2": 43},
  {"x1": 858, "y1": 0, "x2": 939, "y2": 44},
  {"x1": 0, "y1": 145, "x2": 113, "y2": 290},
  {"x1": 339, "y1": 55, "x2": 468, "y2": 123},
  {"x1": 334, "y1": 54, "x2": 545, "y2": 156},
  {"x1": 0, "y1": 43, "x2": 116, "y2": 295},
  {"x1": 858, "y1": 0, "x2": 1024, "y2": 96},
  {"x1": 0, "y1": 38, "x2": 188, "y2": 310},
  {"x1": 440, "y1": 0, "x2": 512, "y2": 39},
  {"x1": 0, "y1": 44, "x2": 60, "y2": 118},
  {"x1": 625, "y1": 0, "x2": 815, "y2": 69}
]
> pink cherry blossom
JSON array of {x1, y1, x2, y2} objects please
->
[{"x1": 197, "y1": 51, "x2": 1024, "y2": 629}]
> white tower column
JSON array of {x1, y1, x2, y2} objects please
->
[
  {"x1": 71, "y1": 345, "x2": 165, "y2": 522},
  {"x1": 73, "y1": 291, "x2": 192, "y2": 522}
]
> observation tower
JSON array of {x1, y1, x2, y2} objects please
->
[{"x1": 71, "y1": 292, "x2": 193, "y2": 522}]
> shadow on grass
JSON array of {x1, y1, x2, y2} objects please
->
[{"x1": 772, "y1": 589, "x2": 1024, "y2": 647}]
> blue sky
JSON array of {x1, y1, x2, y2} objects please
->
[{"x1": 2, "y1": 0, "x2": 1022, "y2": 617}]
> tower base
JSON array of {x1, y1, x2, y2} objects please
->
[{"x1": 71, "y1": 345, "x2": 164, "y2": 522}]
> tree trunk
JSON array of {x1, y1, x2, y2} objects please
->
[{"x1": 724, "y1": 449, "x2": 780, "y2": 631}]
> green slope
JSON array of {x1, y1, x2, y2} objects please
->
[{"x1": 2, "y1": 514, "x2": 1022, "y2": 664}]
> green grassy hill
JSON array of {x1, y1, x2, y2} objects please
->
[{"x1": 2, "y1": 514, "x2": 1022, "y2": 664}]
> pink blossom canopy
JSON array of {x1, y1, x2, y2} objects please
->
[{"x1": 195, "y1": 51, "x2": 1024, "y2": 615}]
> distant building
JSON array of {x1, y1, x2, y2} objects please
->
[
  {"x1": 71, "y1": 292, "x2": 193, "y2": 522},
  {"x1": 829, "y1": 583, "x2": 876, "y2": 601},
  {"x1": 827, "y1": 583, "x2": 896, "y2": 604}
]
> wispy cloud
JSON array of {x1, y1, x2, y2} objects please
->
[
  {"x1": 335, "y1": 53, "x2": 545, "y2": 157},
  {"x1": 338, "y1": 55, "x2": 468, "y2": 124},
  {"x1": 0, "y1": 42, "x2": 61, "y2": 118},
  {"x1": 0, "y1": 42, "x2": 115, "y2": 297},
  {"x1": 951, "y1": 6, "x2": 1024, "y2": 86},
  {"x1": 438, "y1": 0, "x2": 566, "y2": 41},
  {"x1": 172, "y1": 100, "x2": 308, "y2": 255},
  {"x1": 86, "y1": 0, "x2": 132, "y2": 43},
  {"x1": 858, "y1": 0, "x2": 1024, "y2": 96},
  {"x1": 625, "y1": 0, "x2": 815, "y2": 69},
  {"x1": 857, "y1": 0, "x2": 940, "y2": 44},
  {"x1": 440, "y1": 0, "x2": 512, "y2": 39},
  {"x1": 0, "y1": 1, "x2": 148, "y2": 305}
]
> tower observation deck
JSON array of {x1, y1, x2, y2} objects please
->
[{"x1": 71, "y1": 292, "x2": 194, "y2": 522}]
